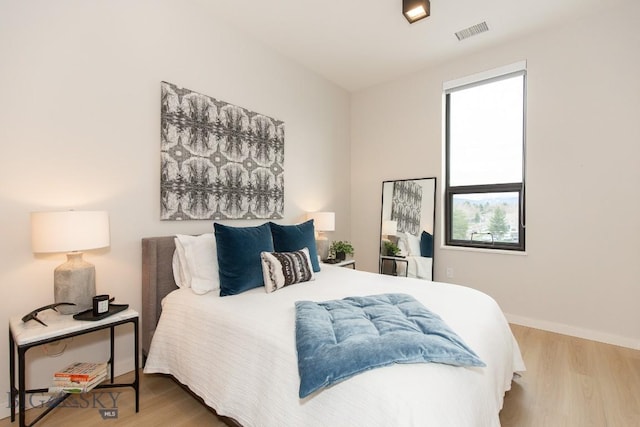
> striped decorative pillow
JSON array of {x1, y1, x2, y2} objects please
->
[{"x1": 260, "y1": 248, "x2": 315, "y2": 293}]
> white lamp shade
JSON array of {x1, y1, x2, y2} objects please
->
[
  {"x1": 31, "y1": 211, "x2": 110, "y2": 253},
  {"x1": 307, "y1": 212, "x2": 335, "y2": 232},
  {"x1": 382, "y1": 220, "x2": 398, "y2": 236}
]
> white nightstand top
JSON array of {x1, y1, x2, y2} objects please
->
[
  {"x1": 323, "y1": 259, "x2": 355, "y2": 268},
  {"x1": 10, "y1": 307, "x2": 138, "y2": 346}
]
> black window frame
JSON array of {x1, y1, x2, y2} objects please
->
[{"x1": 444, "y1": 70, "x2": 526, "y2": 252}]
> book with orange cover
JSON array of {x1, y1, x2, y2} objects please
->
[
  {"x1": 53, "y1": 362, "x2": 107, "y2": 382},
  {"x1": 49, "y1": 371, "x2": 107, "y2": 394}
]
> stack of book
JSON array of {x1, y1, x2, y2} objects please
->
[{"x1": 49, "y1": 361, "x2": 108, "y2": 394}]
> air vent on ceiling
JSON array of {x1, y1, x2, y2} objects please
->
[{"x1": 455, "y1": 21, "x2": 489, "y2": 41}]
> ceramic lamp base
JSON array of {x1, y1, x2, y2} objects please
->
[
  {"x1": 315, "y1": 237, "x2": 330, "y2": 261},
  {"x1": 54, "y1": 252, "x2": 96, "y2": 315}
]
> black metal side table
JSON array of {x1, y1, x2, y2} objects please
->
[
  {"x1": 379, "y1": 255, "x2": 409, "y2": 277},
  {"x1": 9, "y1": 308, "x2": 139, "y2": 426}
]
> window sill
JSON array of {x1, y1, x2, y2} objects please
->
[{"x1": 440, "y1": 245, "x2": 527, "y2": 256}]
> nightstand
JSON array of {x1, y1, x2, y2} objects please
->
[
  {"x1": 379, "y1": 255, "x2": 409, "y2": 277},
  {"x1": 323, "y1": 259, "x2": 356, "y2": 269},
  {"x1": 9, "y1": 308, "x2": 139, "y2": 427}
]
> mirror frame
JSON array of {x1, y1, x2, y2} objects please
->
[{"x1": 379, "y1": 177, "x2": 437, "y2": 280}]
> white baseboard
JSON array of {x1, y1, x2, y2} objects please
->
[{"x1": 506, "y1": 313, "x2": 640, "y2": 350}]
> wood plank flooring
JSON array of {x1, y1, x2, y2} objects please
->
[
  {"x1": 0, "y1": 371, "x2": 225, "y2": 427},
  {"x1": 2, "y1": 324, "x2": 638, "y2": 426},
  {"x1": 500, "y1": 324, "x2": 640, "y2": 426}
]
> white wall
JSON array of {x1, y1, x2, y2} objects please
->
[
  {"x1": 0, "y1": 0, "x2": 350, "y2": 417},
  {"x1": 351, "y1": 1, "x2": 640, "y2": 349}
]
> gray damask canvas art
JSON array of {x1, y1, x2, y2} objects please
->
[
  {"x1": 391, "y1": 180, "x2": 423, "y2": 235},
  {"x1": 160, "y1": 82, "x2": 284, "y2": 220}
]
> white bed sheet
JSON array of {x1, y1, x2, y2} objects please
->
[
  {"x1": 144, "y1": 265, "x2": 525, "y2": 427},
  {"x1": 405, "y1": 255, "x2": 433, "y2": 280}
]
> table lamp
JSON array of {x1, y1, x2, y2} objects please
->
[
  {"x1": 382, "y1": 220, "x2": 398, "y2": 239},
  {"x1": 306, "y1": 212, "x2": 335, "y2": 260},
  {"x1": 31, "y1": 211, "x2": 110, "y2": 315}
]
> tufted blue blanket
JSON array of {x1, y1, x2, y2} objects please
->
[{"x1": 295, "y1": 293, "x2": 485, "y2": 398}]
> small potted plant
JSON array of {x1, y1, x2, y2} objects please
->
[
  {"x1": 329, "y1": 240, "x2": 354, "y2": 261},
  {"x1": 383, "y1": 241, "x2": 401, "y2": 257}
]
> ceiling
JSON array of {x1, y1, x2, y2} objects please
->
[{"x1": 198, "y1": 0, "x2": 612, "y2": 92}]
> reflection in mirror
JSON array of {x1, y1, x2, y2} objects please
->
[{"x1": 379, "y1": 178, "x2": 436, "y2": 281}]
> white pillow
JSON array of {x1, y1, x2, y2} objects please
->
[
  {"x1": 174, "y1": 234, "x2": 219, "y2": 295},
  {"x1": 405, "y1": 233, "x2": 422, "y2": 256},
  {"x1": 396, "y1": 236, "x2": 408, "y2": 257},
  {"x1": 172, "y1": 249, "x2": 189, "y2": 288},
  {"x1": 397, "y1": 232, "x2": 421, "y2": 256}
]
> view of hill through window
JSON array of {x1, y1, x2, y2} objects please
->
[{"x1": 452, "y1": 192, "x2": 519, "y2": 243}]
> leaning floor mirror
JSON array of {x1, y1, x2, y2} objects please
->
[{"x1": 379, "y1": 177, "x2": 436, "y2": 280}]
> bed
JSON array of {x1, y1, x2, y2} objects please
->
[
  {"x1": 394, "y1": 255, "x2": 433, "y2": 279},
  {"x1": 142, "y1": 234, "x2": 525, "y2": 427},
  {"x1": 396, "y1": 230, "x2": 434, "y2": 280}
]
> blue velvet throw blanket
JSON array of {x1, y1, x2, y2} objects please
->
[{"x1": 295, "y1": 293, "x2": 485, "y2": 398}]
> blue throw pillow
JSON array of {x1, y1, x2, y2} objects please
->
[
  {"x1": 269, "y1": 220, "x2": 321, "y2": 272},
  {"x1": 420, "y1": 231, "x2": 433, "y2": 258},
  {"x1": 214, "y1": 222, "x2": 274, "y2": 296}
]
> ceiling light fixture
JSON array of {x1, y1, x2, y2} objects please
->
[{"x1": 403, "y1": 0, "x2": 430, "y2": 24}]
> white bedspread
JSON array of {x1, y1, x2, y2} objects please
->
[
  {"x1": 144, "y1": 266, "x2": 525, "y2": 427},
  {"x1": 405, "y1": 255, "x2": 433, "y2": 280}
]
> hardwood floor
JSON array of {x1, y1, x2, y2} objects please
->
[
  {"x1": 500, "y1": 324, "x2": 640, "y2": 427},
  {"x1": 0, "y1": 371, "x2": 225, "y2": 427},
  {"x1": 2, "y1": 324, "x2": 639, "y2": 426}
]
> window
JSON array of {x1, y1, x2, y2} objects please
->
[{"x1": 444, "y1": 63, "x2": 526, "y2": 251}]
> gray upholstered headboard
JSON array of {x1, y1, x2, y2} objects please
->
[{"x1": 141, "y1": 236, "x2": 178, "y2": 358}]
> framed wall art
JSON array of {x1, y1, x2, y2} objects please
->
[{"x1": 160, "y1": 81, "x2": 284, "y2": 220}]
